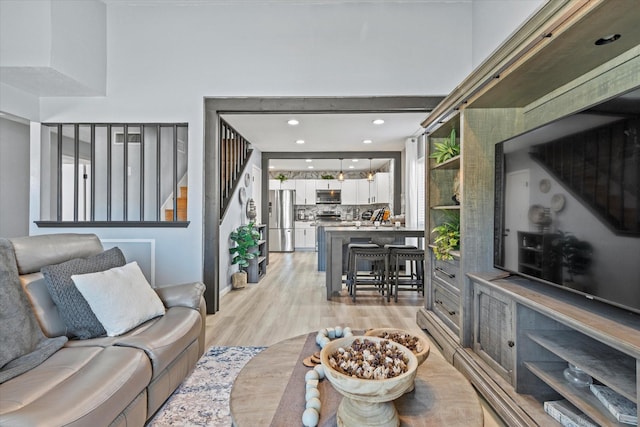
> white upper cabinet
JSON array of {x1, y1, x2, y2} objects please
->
[
  {"x1": 315, "y1": 179, "x2": 341, "y2": 190},
  {"x1": 357, "y1": 179, "x2": 371, "y2": 204},
  {"x1": 295, "y1": 179, "x2": 316, "y2": 205},
  {"x1": 374, "y1": 172, "x2": 391, "y2": 204},
  {"x1": 340, "y1": 180, "x2": 358, "y2": 205}
]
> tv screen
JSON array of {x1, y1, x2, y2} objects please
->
[{"x1": 494, "y1": 93, "x2": 640, "y2": 315}]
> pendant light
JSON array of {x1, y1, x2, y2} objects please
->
[
  {"x1": 338, "y1": 158, "x2": 344, "y2": 181},
  {"x1": 367, "y1": 158, "x2": 374, "y2": 182}
]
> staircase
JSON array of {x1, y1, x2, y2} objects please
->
[
  {"x1": 530, "y1": 116, "x2": 639, "y2": 236},
  {"x1": 165, "y1": 186, "x2": 188, "y2": 221},
  {"x1": 220, "y1": 119, "x2": 253, "y2": 220}
]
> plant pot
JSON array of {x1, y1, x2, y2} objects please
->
[{"x1": 231, "y1": 271, "x2": 247, "y2": 289}]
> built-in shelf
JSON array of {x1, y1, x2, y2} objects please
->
[
  {"x1": 432, "y1": 205, "x2": 461, "y2": 210},
  {"x1": 427, "y1": 245, "x2": 461, "y2": 260},
  {"x1": 525, "y1": 361, "x2": 628, "y2": 427},
  {"x1": 432, "y1": 155, "x2": 461, "y2": 170},
  {"x1": 527, "y1": 331, "x2": 636, "y2": 401}
]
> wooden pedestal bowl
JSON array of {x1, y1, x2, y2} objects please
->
[{"x1": 320, "y1": 336, "x2": 418, "y2": 427}]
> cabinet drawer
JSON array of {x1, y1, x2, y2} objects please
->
[
  {"x1": 433, "y1": 282, "x2": 460, "y2": 334},
  {"x1": 433, "y1": 257, "x2": 460, "y2": 289}
]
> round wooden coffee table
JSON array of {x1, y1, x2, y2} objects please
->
[{"x1": 230, "y1": 333, "x2": 483, "y2": 426}]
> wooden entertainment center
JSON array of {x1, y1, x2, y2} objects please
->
[{"x1": 417, "y1": 1, "x2": 640, "y2": 425}]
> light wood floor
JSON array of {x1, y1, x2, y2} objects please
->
[{"x1": 204, "y1": 251, "x2": 505, "y2": 426}]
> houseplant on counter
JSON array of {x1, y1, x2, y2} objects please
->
[
  {"x1": 431, "y1": 211, "x2": 460, "y2": 260},
  {"x1": 229, "y1": 222, "x2": 261, "y2": 289}
]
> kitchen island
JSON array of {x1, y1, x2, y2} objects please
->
[{"x1": 324, "y1": 226, "x2": 425, "y2": 299}]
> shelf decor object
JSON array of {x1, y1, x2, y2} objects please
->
[
  {"x1": 589, "y1": 384, "x2": 638, "y2": 425},
  {"x1": 563, "y1": 363, "x2": 593, "y2": 387}
]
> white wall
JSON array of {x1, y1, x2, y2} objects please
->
[
  {"x1": 0, "y1": 0, "x2": 106, "y2": 96},
  {"x1": 2, "y1": 1, "x2": 542, "y2": 287},
  {"x1": 471, "y1": 0, "x2": 544, "y2": 68},
  {"x1": 0, "y1": 117, "x2": 30, "y2": 237},
  {"x1": 219, "y1": 150, "x2": 263, "y2": 293}
]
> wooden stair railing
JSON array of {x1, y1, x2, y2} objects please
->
[
  {"x1": 220, "y1": 119, "x2": 253, "y2": 220},
  {"x1": 530, "y1": 116, "x2": 639, "y2": 236}
]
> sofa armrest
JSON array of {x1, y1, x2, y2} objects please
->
[{"x1": 154, "y1": 282, "x2": 205, "y2": 310}]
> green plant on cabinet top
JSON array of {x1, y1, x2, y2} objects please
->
[
  {"x1": 229, "y1": 222, "x2": 261, "y2": 268},
  {"x1": 431, "y1": 211, "x2": 460, "y2": 260}
]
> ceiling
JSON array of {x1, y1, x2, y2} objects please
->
[{"x1": 221, "y1": 111, "x2": 428, "y2": 171}]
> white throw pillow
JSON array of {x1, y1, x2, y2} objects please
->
[{"x1": 71, "y1": 261, "x2": 165, "y2": 337}]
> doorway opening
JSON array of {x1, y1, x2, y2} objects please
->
[{"x1": 203, "y1": 96, "x2": 442, "y2": 313}]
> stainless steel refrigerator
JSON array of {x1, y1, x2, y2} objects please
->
[{"x1": 268, "y1": 189, "x2": 295, "y2": 252}]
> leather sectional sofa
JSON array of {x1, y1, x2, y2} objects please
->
[{"x1": 0, "y1": 233, "x2": 207, "y2": 426}]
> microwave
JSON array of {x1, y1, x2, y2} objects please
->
[{"x1": 316, "y1": 189, "x2": 341, "y2": 204}]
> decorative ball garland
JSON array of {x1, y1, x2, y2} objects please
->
[{"x1": 303, "y1": 326, "x2": 352, "y2": 427}]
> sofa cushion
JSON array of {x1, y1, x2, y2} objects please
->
[
  {"x1": 71, "y1": 262, "x2": 165, "y2": 337},
  {"x1": 42, "y1": 247, "x2": 126, "y2": 339},
  {"x1": 10, "y1": 233, "x2": 103, "y2": 275},
  {"x1": 114, "y1": 306, "x2": 202, "y2": 379},
  {"x1": 0, "y1": 239, "x2": 67, "y2": 384},
  {"x1": 19, "y1": 272, "x2": 67, "y2": 338},
  {"x1": 0, "y1": 346, "x2": 151, "y2": 426}
]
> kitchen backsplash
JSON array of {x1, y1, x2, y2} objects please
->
[{"x1": 295, "y1": 204, "x2": 389, "y2": 221}]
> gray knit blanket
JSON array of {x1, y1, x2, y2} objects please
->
[{"x1": 0, "y1": 238, "x2": 67, "y2": 384}]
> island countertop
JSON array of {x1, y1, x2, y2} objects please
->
[{"x1": 324, "y1": 226, "x2": 425, "y2": 299}]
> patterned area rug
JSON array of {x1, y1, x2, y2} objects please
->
[{"x1": 148, "y1": 346, "x2": 266, "y2": 427}]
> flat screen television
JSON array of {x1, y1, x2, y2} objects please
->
[{"x1": 493, "y1": 88, "x2": 640, "y2": 315}]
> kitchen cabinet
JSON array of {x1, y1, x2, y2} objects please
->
[
  {"x1": 373, "y1": 172, "x2": 391, "y2": 204},
  {"x1": 340, "y1": 180, "x2": 358, "y2": 205},
  {"x1": 294, "y1": 179, "x2": 316, "y2": 205},
  {"x1": 356, "y1": 179, "x2": 370, "y2": 204},
  {"x1": 315, "y1": 179, "x2": 341, "y2": 190},
  {"x1": 269, "y1": 179, "x2": 295, "y2": 190},
  {"x1": 294, "y1": 221, "x2": 316, "y2": 250}
]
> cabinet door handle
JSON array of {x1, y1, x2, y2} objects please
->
[
  {"x1": 435, "y1": 267, "x2": 455, "y2": 278},
  {"x1": 435, "y1": 299, "x2": 443, "y2": 305},
  {"x1": 448, "y1": 310, "x2": 456, "y2": 316},
  {"x1": 508, "y1": 340, "x2": 515, "y2": 348}
]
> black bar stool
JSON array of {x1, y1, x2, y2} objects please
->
[
  {"x1": 389, "y1": 248, "x2": 425, "y2": 302},
  {"x1": 347, "y1": 246, "x2": 389, "y2": 302},
  {"x1": 345, "y1": 243, "x2": 379, "y2": 295}
]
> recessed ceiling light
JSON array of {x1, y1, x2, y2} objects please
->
[
  {"x1": 348, "y1": 165, "x2": 355, "y2": 169},
  {"x1": 363, "y1": 139, "x2": 373, "y2": 144},
  {"x1": 352, "y1": 159, "x2": 359, "y2": 162},
  {"x1": 305, "y1": 159, "x2": 312, "y2": 162},
  {"x1": 296, "y1": 139, "x2": 305, "y2": 144},
  {"x1": 269, "y1": 165, "x2": 275, "y2": 169},
  {"x1": 595, "y1": 34, "x2": 621, "y2": 45},
  {"x1": 308, "y1": 165, "x2": 314, "y2": 169},
  {"x1": 287, "y1": 119, "x2": 299, "y2": 125},
  {"x1": 372, "y1": 119, "x2": 384, "y2": 125}
]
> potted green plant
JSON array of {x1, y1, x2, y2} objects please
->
[
  {"x1": 275, "y1": 173, "x2": 288, "y2": 183},
  {"x1": 229, "y1": 222, "x2": 261, "y2": 289},
  {"x1": 429, "y1": 128, "x2": 460, "y2": 164},
  {"x1": 431, "y1": 212, "x2": 460, "y2": 260},
  {"x1": 551, "y1": 231, "x2": 593, "y2": 285}
]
